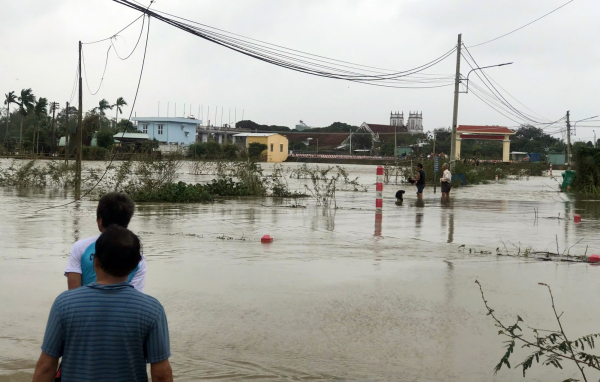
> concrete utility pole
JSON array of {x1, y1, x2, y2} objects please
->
[
  {"x1": 50, "y1": 102, "x2": 59, "y2": 155},
  {"x1": 449, "y1": 33, "x2": 462, "y2": 170},
  {"x1": 65, "y1": 101, "x2": 70, "y2": 163},
  {"x1": 566, "y1": 110, "x2": 571, "y2": 170},
  {"x1": 76, "y1": 41, "x2": 83, "y2": 183},
  {"x1": 394, "y1": 125, "x2": 397, "y2": 159}
]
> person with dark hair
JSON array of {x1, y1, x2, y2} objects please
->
[
  {"x1": 64, "y1": 192, "x2": 146, "y2": 292},
  {"x1": 415, "y1": 163, "x2": 425, "y2": 199},
  {"x1": 440, "y1": 163, "x2": 452, "y2": 199},
  {"x1": 32, "y1": 226, "x2": 173, "y2": 382},
  {"x1": 395, "y1": 190, "x2": 405, "y2": 201}
]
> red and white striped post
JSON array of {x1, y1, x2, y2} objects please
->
[
  {"x1": 374, "y1": 166, "x2": 383, "y2": 237},
  {"x1": 549, "y1": 162, "x2": 553, "y2": 178},
  {"x1": 376, "y1": 166, "x2": 384, "y2": 212}
]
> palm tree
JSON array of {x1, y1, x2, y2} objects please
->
[
  {"x1": 17, "y1": 88, "x2": 36, "y2": 154},
  {"x1": 113, "y1": 97, "x2": 127, "y2": 129},
  {"x1": 95, "y1": 99, "x2": 112, "y2": 131},
  {"x1": 4, "y1": 91, "x2": 17, "y2": 145},
  {"x1": 33, "y1": 98, "x2": 48, "y2": 155}
]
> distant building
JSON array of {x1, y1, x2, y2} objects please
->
[
  {"x1": 407, "y1": 111, "x2": 423, "y2": 134},
  {"x1": 232, "y1": 133, "x2": 289, "y2": 162},
  {"x1": 295, "y1": 120, "x2": 313, "y2": 131},
  {"x1": 389, "y1": 111, "x2": 423, "y2": 134},
  {"x1": 132, "y1": 117, "x2": 202, "y2": 146},
  {"x1": 390, "y1": 111, "x2": 404, "y2": 127}
]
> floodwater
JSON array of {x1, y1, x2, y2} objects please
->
[{"x1": 1, "y1": 160, "x2": 600, "y2": 381}]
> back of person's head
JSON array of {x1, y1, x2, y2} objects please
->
[
  {"x1": 95, "y1": 226, "x2": 141, "y2": 277},
  {"x1": 97, "y1": 192, "x2": 135, "y2": 228},
  {"x1": 417, "y1": 163, "x2": 423, "y2": 169}
]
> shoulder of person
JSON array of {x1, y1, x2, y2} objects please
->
[{"x1": 71, "y1": 235, "x2": 99, "y2": 254}]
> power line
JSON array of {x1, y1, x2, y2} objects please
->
[
  {"x1": 82, "y1": 14, "x2": 145, "y2": 45},
  {"x1": 111, "y1": 0, "x2": 458, "y2": 88},
  {"x1": 468, "y1": 0, "x2": 575, "y2": 48},
  {"x1": 81, "y1": 46, "x2": 111, "y2": 95},
  {"x1": 36, "y1": 16, "x2": 152, "y2": 213},
  {"x1": 461, "y1": 46, "x2": 564, "y2": 126},
  {"x1": 111, "y1": 15, "x2": 147, "y2": 60}
]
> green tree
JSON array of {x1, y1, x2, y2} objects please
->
[
  {"x1": 248, "y1": 142, "x2": 267, "y2": 160},
  {"x1": 113, "y1": 97, "x2": 127, "y2": 128},
  {"x1": 17, "y1": 88, "x2": 36, "y2": 153},
  {"x1": 33, "y1": 97, "x2": 48, "y2": 154},
  {"x1": 94, "y1": 99, "x2": 113, "y2": 131},
  {"x1": 4, "y1": 91, "x2": 17, "y2": 144},
  {"x1": 96, "y1": 129, "x2": 115, "y2": 149}
]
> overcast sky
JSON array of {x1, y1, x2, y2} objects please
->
[{"x1": 1, "y1": 0, "x2": 599, "y2": 141}]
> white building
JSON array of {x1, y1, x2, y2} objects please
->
[
  {"x1": 389, "y1": 111, "x2": 422, "y2": 134},
  {"x1": 407, "y1": 111, "x2": 423, "y2": 135}
]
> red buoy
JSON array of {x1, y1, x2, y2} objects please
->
[
  {"x1": 574, "y1": 214, "x2": 581, "y2": 223},
  {"x1": 589, "y1": 254, "x2": 600, "y2": 263},
  {"x1": 261, "y1": 235, "x2": 273, "y2": 243}
]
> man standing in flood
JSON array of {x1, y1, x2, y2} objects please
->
[
  {"x1": 440, "y1": 163, "x2": 452, "y2": 199},
  {"x1": 32, "y1": 226, "x2": 173, "y2": 382},
  {"x1": 415, "y1": 163, "x2": 425, "y2": 200}
]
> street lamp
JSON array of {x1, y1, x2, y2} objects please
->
[
  {"x1": 450, "y1": 61, "x2": 514, "y2": 170},
  {"x1": 460, "y1": 62, "x2": 513, "y2": 93},
  {"x1": 572, "y1": 115, "x2": 599, "y2": 136},
  {"x1": 594, "y1": 130, "x2": 596, "y2": 148}
]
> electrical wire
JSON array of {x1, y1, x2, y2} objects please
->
[
  {"x1": 461, "y1": 45, "x2": 565, "y2": 127},
  {"x1": 461, "y1": 50, "x2": 543, "y2": 124},
  {"x1": 127, "y1": 0, "x2": 451, "y2": 76},
  {"x1": 111, "y1": 0, "x2": 457, "y2": 88},
  {"x1": 81, "y1": 46, "x2": 111, "y2": 95},
  {"x1": 82, "y1": 14, "x2": 145, "y2": 45},
  {"x1": 111, "y1": 15, "x2": 146, "y2": 60},
  {"x1": 68, "y1": 62, "x2": 79, "y2": 105},
  {"x1": 35, "y1": 17, "x2": 151, "y2": 213},
  {"x1": 468, "y1": 0, "x2": 575, "y2": 48}
]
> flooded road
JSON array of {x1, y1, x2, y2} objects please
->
[{"x1": 1, "y1": 161, "x2": 600, "y2": 381}]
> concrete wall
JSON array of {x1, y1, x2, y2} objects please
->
[{"x1": 136, "y1": 121, "x2": 196, "y2": 145}]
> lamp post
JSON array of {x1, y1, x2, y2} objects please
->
[
  {"x1": 460, "y1": 62, "x2": 513, "y2": 94},
  {"x1": 450, "y1": 60, "x2": 513, "y2": 170},
  {"x1": 572, "y1": 115, "x2": 599, "y2": 136},
  {"x1": 594, "y1": 130, "x2": 597, "y2": 148}
]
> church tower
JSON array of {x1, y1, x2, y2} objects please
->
[
  {"x1": 407, "y1": 111, "x2": 423, "y2": 134},
  {"x1": 390, "y1": 111, "x2": 404, "y2": 127}
]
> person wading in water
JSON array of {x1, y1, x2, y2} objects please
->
[
  {"x1": 440, "y1": 163, "x2": 452, "y2": 199},
  {"x1": 415, "y1": 163, "x2": 425, "y2": 200}
]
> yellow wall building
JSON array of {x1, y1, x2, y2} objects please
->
[{"x1": 233, "y1": 133, "x2": 289, "y2": 162}]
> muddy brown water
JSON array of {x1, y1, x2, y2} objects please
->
[{"x1": 1, "y1": 160, "x2": 600, "y2": 381}]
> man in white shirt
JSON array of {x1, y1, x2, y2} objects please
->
[
  {"x1": 64, "y1": 192, "x2": 146, "y2": 292},
  {"x1": 440, "y1": 163, "x2": 452, "y2": 199}
]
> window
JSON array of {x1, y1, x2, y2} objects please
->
[
  {"x1": 158, "y1": 124, "x2": 164, "y2": 135},
  {"x1": 270, "y1": 144, "x2": 274, "y2": 152},
  {"x1": 280, "y1": 144, "x2": 283, "y2": 152},
  {"x1": 142, "y1": 124, "x2": 148, "y2": 134}
]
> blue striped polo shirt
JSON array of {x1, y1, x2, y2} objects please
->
[{"x1": 41, "y1": 283, "x2": 170, "y2": 382}]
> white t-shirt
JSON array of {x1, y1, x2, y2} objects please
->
[{"x1": 64, "y1": 235, "x2": 147, "y2": 292}]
